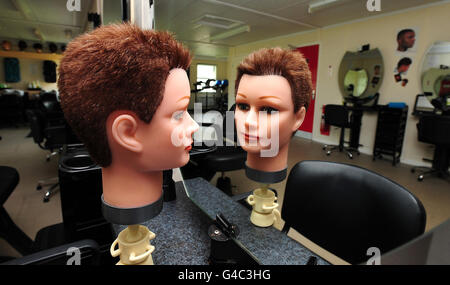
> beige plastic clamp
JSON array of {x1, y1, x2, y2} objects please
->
[
  {"x1": 110, "y1": 238, "x2": 120, "y2": 257},
  {"x1": 247, "y1": 195, "x2": 255, "y2": 206},
  {"x1": 262, "y1": 202, "x2": 279, "y2": 211},
  {"x1": 129, "y1": 245, "x2": 155, "y2": 263}
]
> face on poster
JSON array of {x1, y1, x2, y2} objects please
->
[{"x1": 396, "y1": 28, "x2": 418, "y2": 53}]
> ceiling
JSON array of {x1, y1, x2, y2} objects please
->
[
  {"x1": 155, "y1": 0, "x2": 445, "y2": 59},
  {"x1": 0, "y1": 0, "x2": 94, "y2": 50},
  {"x1": 0, "y1": 0, "x2": 446, "y2": 57}
]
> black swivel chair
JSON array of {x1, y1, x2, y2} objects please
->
[
  {"x1": 0, "y1": 91, "x2": 25, "y2": 127},
  {"x1": 1, "y1": 239, "x2": 101, "y2": 265},
  {"x1": 0, "y1": 165, "x2": 112, "y2": 265},
  {"x1": 412, "y1": 114, "x2": 450, "y2": 182},
  {"x1": 281, "y1": 161, "x2": 426, "y2": 264},
  {"x1": 181, "y1": 105, "x2": 247, "y2": 195},
  {"x1": 0, "y1": 166, "x2": 70, "y2": 260},
  {"x1": 26, "y1": 109, "x2": 66, "y2": 202},
  {"x1": 322, "y1": 104, "x2": 360, "y2": 159},
  {"x1": 0, "y1": 166, "x2": 34, "y2": 259}
]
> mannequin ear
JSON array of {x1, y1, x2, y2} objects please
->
[
  {"x1": 110, "y1": 114, "x2": 143, "y2": 153},
  {"x1": 292, "y1": 106, "x2": 307, "y2": 132}
]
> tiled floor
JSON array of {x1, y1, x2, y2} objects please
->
[{"x1": 1, "y1": 127, "x2": 449, "y2": 263}]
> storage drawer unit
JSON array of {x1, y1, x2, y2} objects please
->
[{"x1": 373, "y1": 105, "x2": 408, "y2": 165}]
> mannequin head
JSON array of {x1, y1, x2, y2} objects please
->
[
  {"x1": 58, "y1": 24, "x2": 197, "y2": 207},
  {"x1": 234, "y1": 48, "x2": 312, "y2": 172}
]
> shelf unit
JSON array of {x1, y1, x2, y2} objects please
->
[{"x1": 373, "y1": 105, "x2": 408, "y2": 166}]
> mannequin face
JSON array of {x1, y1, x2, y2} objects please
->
[
  {"x1": 108, "y1": 68, "x2": 199, "y2": 171},
  {"x1": 235, "y1": 74, "x2": 305, "y2": 157}
]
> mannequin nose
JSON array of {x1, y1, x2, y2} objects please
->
[
  {"x1": 187, "y1": 113, "x2": 199, "y2": 136},
  {"x1": 245, "y1": 109, "x2": 258, "y2": 131}
]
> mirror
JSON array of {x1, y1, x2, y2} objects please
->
[
  {"x1": 338, "y1": 48, "x2": 384, "y2": 104},
  {"x1": 421, "y1": 41, "x2": 450, "y2": 102},
  {"x1": 344, "y1": 69, "x2": 369, "y2": 97}
]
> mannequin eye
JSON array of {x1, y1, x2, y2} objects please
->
[
  {"x1": 173, "y1": 110, "x2": 185, "y2": 120},
  {"x1": 260, "y1": 106, "x2": 278, "y2": 114},
  {"x1": 237, "y1": 103, "x2": 249, "y2": 111}
]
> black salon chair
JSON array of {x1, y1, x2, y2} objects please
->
[
  {"x1": 281, "y1": 161, "x2": 426, "y2": 264},
  {"x1": 26, "y1": 109, "x2": 66, "y2": 202},
  {"x1": 181, "y1": 105, "x2": 246, "y2": 195},
  {"x1": 0, "y1": 165, "x2": 112, "y2": 265},
  {"x1": 322, "y1": 104, "x2": 360, "y2": 159},
  {"x1": 0, "y1": 166, "x2": 67, "y2": 260},
  {"x1": 38, "y1": 91, "x2": 65, "y2": 126},
  {"x1": 1, "y1": 239, "x2": 100, "y2": 265},
  {"x1": 412, "y1": 114, "x2": 450, "y2": 182},
  {"x1": 0, "y1": 91, "x2": 25, "y2": 127},
  {"x1": 0, "y1": 166, "x2": 34, "y2": 259}
]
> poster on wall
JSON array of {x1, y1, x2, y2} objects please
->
[
  {"x1": 394, "y1": 57, "x2": 412, "y2": 87},
  {"x1": 396, "y1": 28, "x2": 417, "y2": 54},
  {"x1": 394, "y1": 27, "x2": 418, "y2": 87}
]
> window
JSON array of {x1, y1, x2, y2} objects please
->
[{"x1": 196, "y1": 64, "x2": 217, "y2": 93}]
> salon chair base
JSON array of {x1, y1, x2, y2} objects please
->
[
  {"x1": 36, "y1": 177, "x2": 59, "y2": 202},
  {"x1": 323, "y1": 144, "x2": 360, "y2": 159},
  {"x1": 216, "y1": 175, "x2": 233, "y2": 196},
  {"x1": 412, "y1": 146, "x2": 450, "y2": 182}
]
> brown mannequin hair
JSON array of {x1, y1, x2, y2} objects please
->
[
  {"x1": 235, "y1": 47, "x2": 312, "y2": 112},
  {"x1": 58, "y1": 23, "x2": 191, "y2": 167}
]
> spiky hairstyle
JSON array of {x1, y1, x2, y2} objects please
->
[{"x1": 235, "y1": 47, "x2": 312, "y2": 112}]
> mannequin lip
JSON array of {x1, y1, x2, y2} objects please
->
[
  {"x1": 243, "y1": 133, "x2": 259, "y2": 141},
  {"x1": 184, "y1": 141, "x2": 193, "y2": 151}
]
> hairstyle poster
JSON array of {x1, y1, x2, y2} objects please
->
[
  {"x1": 394, "y1": 57, "x2": 413, "y2": 87},
  {"x1": 395, "y1": 28, "x2": 418, "y2": 54},
  {"x1": 394, "y1": 27, "x2": 418, "y2": 87}
]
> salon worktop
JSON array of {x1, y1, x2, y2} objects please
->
[{"x1": 114, "y1": 177, "x2": 329, "y2": 265}]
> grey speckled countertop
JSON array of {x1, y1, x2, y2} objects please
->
[
  {"x1": 184, "y1": 178, "x2": 329, "y2": 265},
  {"x1": 113, "y1": 178, "x2": 329, "y2": 265}
]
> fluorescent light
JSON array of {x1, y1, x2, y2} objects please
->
[
  {"x1": 308, "y1": 0, "x2": 341, "y2": 14},
  {"x1": 193, "y1": 14, "x2": 243, "y2": 29},
  {"x1": 210, "y1": 25, "x2": 250, "y2": 41}
]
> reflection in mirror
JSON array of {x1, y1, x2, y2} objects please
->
[
  {"x1": 421, "y1": 41, "x2": 450, "y2": 103},
  {"x1": 338, "y1": 48, "x2": 384, "y2": 104},
  {"x1": 344, "y1": 69, "x2": 369, "y2": 97}
]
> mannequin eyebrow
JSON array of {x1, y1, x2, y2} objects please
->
[
  {"x1": 259, "y1": 96, "x2": 281, "y2": 100},
  {"x1": 237, "y1": 93, "x2": 280, "y2": 101}
]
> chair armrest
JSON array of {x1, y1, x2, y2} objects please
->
[{"x1": 1, "y1": 239, "x2": 100, "y2": 265}]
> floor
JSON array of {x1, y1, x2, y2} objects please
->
[{"x1": 1, "y1": 127, "x2": 449, "y2": 264}]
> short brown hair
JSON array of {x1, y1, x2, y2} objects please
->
[
  {"x1": 58, "y1": 24, "x2": 191, "y2": 167},
  {"x1": 235, "y1": 47, "x2": 312, "y2": 112}
]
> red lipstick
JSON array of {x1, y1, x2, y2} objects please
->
[{"x1": 244, "y1": 133, "x2": 259, "y2": 140}]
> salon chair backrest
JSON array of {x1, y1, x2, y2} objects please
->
[
  {"x1": 282, "y1": 160, "x2": 426, "y2": 264},
  {"x1": 417, "y1": 114, "x2": 450, "y2": 146},
  {"x1": 25, "y1": 109, "x2": 45, "y2": 144},
  {"x1": 324, "y1": 104, "x2": 350, "y2": 128}
]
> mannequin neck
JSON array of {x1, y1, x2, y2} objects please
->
[
  {"x1": 246, "y1": 143, "x2": 289, "y2": 173},
  {"x1": 101, "y1": 162, "x2": 163, "y2": 208}
]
